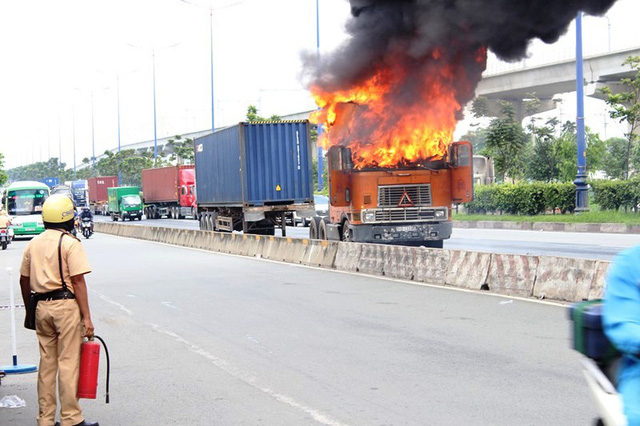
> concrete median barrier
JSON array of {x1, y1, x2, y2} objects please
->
[
  {"x1": 534, "y1": 257, "x2": 596, "y2": 301},
  {"x1": 486, "y1": 254, "x2": 538, "y2": 298},
  {"x1": 334, "y1": 242, "x2": 362, "y2": 272},
  {"x1": 413, "y1": 248, "x2": 450, "y2": 286},
  {"x1": 589, "y1": 261, "x2": 610, "y2": 300},
  {"x1": 302, "y1": 240, "x2": 339, "y2": 268},
  {"x1": 357, "y1": 243, "x2": 386, "y2": 276},
  {"x1": 384, "y1": 245, "x2": 415, "y2": 281},
  {"x1": 95, "y1": 222, "x2": 615, "y2": 304},
  {"x1": 445, "y1": 250, "x2": 492, "y2": 290}
]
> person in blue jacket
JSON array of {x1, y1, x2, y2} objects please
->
[{"x1": 604, "y1": 245, "x2": 640, "y2": 425}]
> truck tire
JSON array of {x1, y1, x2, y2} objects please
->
[
  {"x1": 341, "y1": 220, "x2": 353, "y2": 242},
  {"x1": 111, "y1": 213, "x2": 117, "y2": 222},
  {"x1": 318, "y1": 218, "x2": 328, "y2": 240},
  {"x1": 309, "y1": 217, "x2": 320, "y2": 239}
]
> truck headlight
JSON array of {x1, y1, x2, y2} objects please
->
[
  {"x1": 363, "y1": 211, "x2": 375, "y2": 222},
  {"x1": 435, "y1": 210, "x2": 446, "y2": 218}
]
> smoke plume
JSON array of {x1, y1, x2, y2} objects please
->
[{"x1": 306, "y1": 0, "x2": 618, "y2": 93}]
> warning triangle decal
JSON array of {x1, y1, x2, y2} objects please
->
[{"x1": 398, "y1": 191, "x2": 414, "y2": 207}]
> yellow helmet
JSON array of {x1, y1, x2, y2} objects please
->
[{"x1": 42, "y1": 195, "x2": 75, "y2": 223}]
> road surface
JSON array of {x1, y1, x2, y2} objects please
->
[
  {"x1": 1, "y1": 234, "x2": 594, "y2": 425},
  {"x1": 94, "y1": 215, "x2": 639, "y2": 260}
]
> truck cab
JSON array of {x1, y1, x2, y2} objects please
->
[{"x1": 313, "y1": 141, "x2": 473, "y2": 248}]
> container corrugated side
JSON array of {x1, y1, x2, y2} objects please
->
[
  {"x1": 142, "y1": 166, "x2": 180, "y2": 203},
  {"x1": 243, "y1": 121, "x2": 313, "y2": 205},
  {"x1": 195, "y1": 126, "x2": 243, "y2": 205},
  {"x1": 88, "y1": 176, "x2": 118, "y2": 203}
]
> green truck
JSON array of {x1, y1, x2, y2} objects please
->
[{"x1": 107, "y1": 186, "x2": 143, "y2": 221}]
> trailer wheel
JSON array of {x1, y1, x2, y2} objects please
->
[
  {"x1": 309, "y1": 217, "x2": 320, "y2": 239},
  {"x1": 318, "y1": 218, "x2": 328, "y2": 240}
]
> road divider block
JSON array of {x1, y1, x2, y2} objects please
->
[
  {"x1": 357, "y1": 243, "x2": 385, "y2": 276},
  {"x1": 534, "y1": 257, "x2": 596, "y2": 301},
  {"x1": 413, "y1": 248, "x2": 450, "y2": 286},
  {"x1": 384, "y1": 245, "x2": 415, "y2": 281},
  {"x1": 302, "y1": 240, "x2": 338, "y2": 268},
  {"x1": 445, "y1": 250, "x2": 492, "y2": 290},
  {"x1": 334, "y1": 242, "x2": 362, "y2": 272},
  {"x1": 589, "y1": 261, "x2": 610, "y2": 300},
  {"x1": 486, "y1": 254, "x2": 538, "y2": 297}
]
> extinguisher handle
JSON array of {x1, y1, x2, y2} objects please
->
[{"x1": 93, "y1": 335, "x2": 110, "y2": 404}]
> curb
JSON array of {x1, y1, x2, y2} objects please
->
[{"x1": 453, "y1": 220, "x2": 640, "y2": 234}]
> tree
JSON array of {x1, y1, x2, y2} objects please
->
[
  {"x1": 166, "y1": 135, "x2": 195, "y2": 165},
  {"x1": 524, "y1": 117, "x2": 560, "y2": 182},
  {"x1": 460, "y1": 126, "x2": 489, "y2": 155},
  {"x1": 484, "y1": 102, "x2": 528, "y2": 182},
  {"x1": 0, "y1": 152, "x2": 7, "y2": 186},
  {"x1": 552, "y1": 122, "x2": 606, "y2": 183},
  {"x1": 246, "y1": 105, "x2": 281, "y2": 122},
  {"x1": 601, "y1": 137, "x2": 629, "y2": 179},
  {"x1": 600, "y1": 55, "x2": 640, "y2": 179}
]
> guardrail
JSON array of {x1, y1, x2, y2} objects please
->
[{"x1": 94, "y1": 222, "x2": 608, "y2": 303}]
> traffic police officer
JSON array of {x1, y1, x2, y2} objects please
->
[{"x1": 19, "y1": 195, "x2": 98, "y2": 426}]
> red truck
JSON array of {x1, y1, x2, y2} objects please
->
[
  {"x1": 88, "y1": 176, "x2": 118, "y2": 215},
  {"x1": 142, "y1": 165, "x2": 196, "y2": 219}
]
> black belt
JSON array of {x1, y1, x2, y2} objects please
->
[{"x1": 35, "y1": 289, "x2": 75, "y2": 302}]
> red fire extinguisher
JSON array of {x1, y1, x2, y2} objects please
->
[{"x1": 77, "y1": 335, "x2": 110, "y2": 403}]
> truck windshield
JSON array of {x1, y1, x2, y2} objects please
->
[
  {"x1": 7, "y1": 189, "x2": 48, "y2": 215},
  {"x1": 355, "y1": 157, "x2": 448, "y2": 172},
  {"x1": 122, "y1": 195, "x2": 141, "y2": 206}
]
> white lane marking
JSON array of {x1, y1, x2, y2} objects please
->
[
  {"x1": 96, "y1": 293, "x2": 347, "y2": 426},
  {"x1": 161, "y1": 301, "x2": 180, "y2": 310},
  {"x1": 99, "y1": 294, "x2": 133, "y2": 316},
  {"x1": 149, "y1": 324, "x2": 347, "y2": 426},
  {"x1": 499, "y1": 300, "x2": 514, "y2": 305},
  {"x1": 127, "y1": 294, "x2": 136, "y2": 298}
]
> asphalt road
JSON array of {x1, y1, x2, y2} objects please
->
[
  {"x1": 94, "y1": 215, "x2": 640, "y2": 260},
  {"x1": 1, "y1": 234, "x2": 593, "y2": 425}
]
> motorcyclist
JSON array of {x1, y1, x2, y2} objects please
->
[
  {"x1": 79, "y1": 207, "x2": 93, "y2": 234},
  {"x1": 0, "y1": 209, "x2": 13, "y2": 239},
  {"x1": 603, "y1": 246, "x2": 640, "y2": 425}
]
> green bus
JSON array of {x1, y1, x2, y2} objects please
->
[{"x1": 3, "y1": 181, "x2": 50, "y2": 236}]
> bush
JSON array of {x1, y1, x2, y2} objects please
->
[{"x1": 592, "y1": 179, "x2": 640, "y2": 212}]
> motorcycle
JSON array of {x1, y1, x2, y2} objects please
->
[
  {"x1": 80, "y1": 217, "x2": 93, "y2": 239},
  {"x1": 570, "y1": 301, "x2": 626, "y2": 426},
  {"x1": 0, "y1": 228, "x2": 10, "y2": 250},
  {"x1": 580, "y1": 356, "x2": 625, "y2": 426}
]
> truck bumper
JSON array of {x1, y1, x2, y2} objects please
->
[{"x1": 351, "y1": 221, "x2": 452, "y2": 244}]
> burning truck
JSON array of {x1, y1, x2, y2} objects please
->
[{"x1": 305, "y1": 0, "x2": 618, "y2": 247}]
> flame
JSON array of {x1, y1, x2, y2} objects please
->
[{"x1": 310, "y1": 47, "x2": 487, "y2": 169}]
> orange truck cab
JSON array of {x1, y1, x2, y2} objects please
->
[{"x1": 312, "y1": 141, "x2": 473, "y2": 248}]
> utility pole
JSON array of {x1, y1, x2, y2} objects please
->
[{"x1": 316, "y1": 0, "x2": 324, "y2": 192}]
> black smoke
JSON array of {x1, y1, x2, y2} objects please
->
[{"x1": 305, "y1": 0, "x2": 619, "y2": 93}]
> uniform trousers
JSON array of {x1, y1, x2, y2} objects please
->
[{"x1": 36, "y1": 298, "x2": 84, "y2": 426}]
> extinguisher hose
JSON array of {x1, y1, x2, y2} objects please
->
[{"x1": 93, "y1": 335, "x2": 110, "y2": 404}]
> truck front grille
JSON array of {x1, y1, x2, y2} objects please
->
[
  {"x1": 378, "y1": 184, "x2": 432, "y2": 207},
  {"x1": 373, "y1": 208, "x2": 441, "y2": 222}
]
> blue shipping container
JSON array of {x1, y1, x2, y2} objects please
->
[
  {"x1": 40, "y1": 177, "x2": 59, "y2": 188},
  {"x1": 195, "y1": 121, "x2": 313, "y2": 206}
]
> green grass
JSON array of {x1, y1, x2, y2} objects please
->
[{"x1": 453, "y1": 210, "x2": 640, "y2": 225}]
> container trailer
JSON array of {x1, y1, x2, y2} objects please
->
[
  {"x1": 194, "y1": 121, "x2": 315, "y2": 236},
  {"x1": 142, "y1": 165, "x2": 196, "y2": 220},
  {"x1": 88, "y1": 176, "x2": 118, "y2": 215}
]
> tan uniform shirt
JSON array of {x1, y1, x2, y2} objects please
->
[
  {"x1": 20, "y1": 229, "x2": 92, "y2": 294},
  {"x1": 0, "y1": 215, "x2": 10, "y2": 228}
]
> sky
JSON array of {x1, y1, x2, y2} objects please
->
[{"x1": 1, "y1": 0, "x2": 640, "y2": 169}]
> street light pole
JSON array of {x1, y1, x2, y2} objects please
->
[
  {"x1": 210, "y1": 6, "x2": 215, "y2": 132},
  {"x1": 117, "y1": 73, "x2": 122, "y2": 182},
  {"x1": 91, "y1": 93, "x2": 96, "y2": 177},
  {"x1": 72, "y1": 106, "x2": 76, "y2": 178},
  {"x1": 575, "y1": 12, "x2": 589, "y2": 212},
  {"x1": 152, "y1": 48, "x2": 158, "y2": 163}
]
